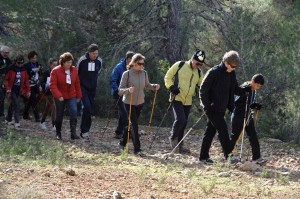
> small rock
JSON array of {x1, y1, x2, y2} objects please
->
[
  {"x1": 180, "y1": 189, "x2": 188, "y2": 194},
  {"x1": 43, "y1": 172, "x2": 51, "y2": 177},
  {"x1": 239, "y1": 162, "x2": 259, "y2": 172},
  {"x1": 113, "y1": 191, "x2": 122, "y2": 199},
  {"x1": 5, "y1": 168, "x2": 13, "y2": 173},
  {"x1": 282, "y1": 172, "x2": 290, "y2": 176},
  {"x1": 150, "y1": 195, "x2": 155, "y2": 199},
  {"x1": 27, "y1": 169, "x2": 34, "y2": 174},
  {"x1": 218, "y1": 172, "x2": 231, "y2": 177},
  {"x1": 264, "y1": 138, "x2": 283, "y2": 143},
  {"x1": 0, "y1": 179, "x2": 5, "y2": 183},
  {"x1": 66, "y1": 168, "x2": 76, "y2": 176}
]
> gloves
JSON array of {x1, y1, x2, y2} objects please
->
[
  {"x1": 250, "y1": 103, "x2": 262, "y2": 110},
  {"x1": 169, "y1": 85, "x2": 180, "y2": 95}
]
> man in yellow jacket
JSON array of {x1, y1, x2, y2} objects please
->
[{"x1": 164, "y1": 50, "x2": 205, "y2": 153}]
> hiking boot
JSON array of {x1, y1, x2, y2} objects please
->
[
  {"x1": 200, "y1": 158, "x2": 214, "y2": 165},
  {"x1": 39, "y1": 122, "x2": 47, "y2": 130},
  {"x1": 179, "y1": 145, "x2": 191, "y2": 154},
  {"x1": 169, "y1": 137, "x2": 178, "y2": 149},
  {"x1": 5, "y1": 120, "x2": 14, "y2": 125},
  {"x1": 71, "y1": 133, "x2": 80, "y2": 140}
]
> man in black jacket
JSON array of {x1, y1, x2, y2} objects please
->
[
  {"x1": 199, "y1": 50, "x2": 243, "y2": 164},
  {"x1": 0, "y1": 46, "x2": 12, "y2": 117},
  {"x1": 77, "y1": 44, "x2": 102, "y2": 139}
]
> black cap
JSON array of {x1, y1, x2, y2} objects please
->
[{"x1": 193, "y1": 50, "x2": 205, "y2": 63}]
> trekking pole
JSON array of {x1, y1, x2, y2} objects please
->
[
  {"x1": 101, "y1": 96, "x2": 121, "y2": 135},
  {"x1": 147, "y1": 88, "x2": 157, "y2": 134},
  {"x1": 254, "y1": 110, "x2": 259, "y2": 128},
  {"x1": 239, "y1": 110, "x2": 254, "y2": 161},
  {"x1": 125, "y1": 92, "x2": 133, "y2": 154},
  {"x1": 165, "y1": 113, "x2": 205, "y2": 160},
  {"x1": 148, "y1": 96, "x2": 175, "y2": 149}
]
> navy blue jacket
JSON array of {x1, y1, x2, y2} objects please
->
[
  {"x1": 23, "y1": 61, "x2": 42, "y2": 87},
  {"x1": 77, "y1": 53, "x2": 102, "y2": 92},
  {"x1": 200, "y1": 61, "x2": 244, "y2": 112},
  {"x1": 233, "y1": 82, "x2": 255, "y2": 117},
  {"x1": 109, "y1": 59, "x2": 126, "y2": 96}
]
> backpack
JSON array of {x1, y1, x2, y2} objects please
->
[{"x1": 173, "y1": 61, "x2": 201, "y2": 88}]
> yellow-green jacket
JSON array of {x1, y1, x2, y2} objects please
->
[{"x1": 164, "y1": 61, "x2": 203, "y2": 105}]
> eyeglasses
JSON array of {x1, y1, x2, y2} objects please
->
[
  {"x1": 136, "y1": 62, "x2": 144, "y2": 66},
  {"x1": 17, "y1": 61, "x2": 24, "y2": 65},
  {"x1": 229, "y1": 63, "x2": 238, "y2": 69}
]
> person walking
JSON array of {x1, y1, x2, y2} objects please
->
[
  {"x1": 77, "y1": 44, "x2": 102, "y2": 139},
  {"x1": 118, "y1": 53, "x2": 160, "y2": 155},
  {"x1": 164, "y1": 50, "x2": 205, "y2": 153},
  {"x1": 229, "y1": 74, "x2": 265, "y2": 163},
  {"x1": 39, "y1": 58, "x2": 58, "y2": 130},
  {"x1": 110, "y1": 51, "x2": 135, "y2": 138},
  {"x1": 199, "y1": 50, "x2": 243, "y2": 164},
  {"x1": 4, "y1": 55, "x2": 30, "y2": 129},
  {"x1": 50, "y1": 52, "x2": 82, "y2": 140},
  {"x1": 0, "y1": 46, "x2": 12, "y2": 117}
]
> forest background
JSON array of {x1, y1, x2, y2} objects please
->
[{"x1": 0, "y1": 0, "x2": 299, "y2": 144}]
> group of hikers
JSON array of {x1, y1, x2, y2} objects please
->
[{"x1": 0, "y1": 44, "x2": 265, "y2": 164}]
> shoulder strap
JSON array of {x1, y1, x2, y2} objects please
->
[{"x1": 174, "y1": 61, "x2": 185, "y2": 88}]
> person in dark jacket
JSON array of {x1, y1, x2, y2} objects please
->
[
  {"x1": 199, "y1": 50, "x2": 243, "y2": 164},
  {"x1": 77, "y1": 44, "x2": 102, "y2": 139},
  {"x1": 110, "y1": 51, "x2": 135, "y2": 139},
  {"x1": 0, "y1": 46, "x2": 12, "y2": 117},
  {"x1": 50, "y1": 52, "x2": 82, "y2": 140},
  {"x1": 4, "y1": 55, "x2": 30, "y2": 129},
  {"x1": 39, "y1": 58, "x2": 58, "y2": 130},
  {"x1": 23, "y1": 50, "x2": 42, "y2": 122},
  {"x1": 229, "y1": 74, "x2": 264, "y2": 162}
]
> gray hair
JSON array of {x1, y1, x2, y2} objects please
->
[{"x1": 0, "y1": 46, "x2": 10, "y2": 52}]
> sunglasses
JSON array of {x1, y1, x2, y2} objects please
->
[
  {"x1": 17, "y1": 61, "x2": 24, "y2": 64},
  {"x1": 229, "y1": 63, "x2": 238, "y2": 69},
  {"x1": 136, "y1": 62, "x2": 144, "y2": 66}
]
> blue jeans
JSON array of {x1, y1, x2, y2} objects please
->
[
  {"x1": 80, "y1": 87, "x2": 95, "y2": 133},
  {"x1": 115, "y1": 97, "x2": 128, "y2": 135},
  {"x1": 55, "y1": 97, "x2": 78, "y2": 135},
  {"x1": 169, "y1": 101, "x2": 192, "y2": 143}
]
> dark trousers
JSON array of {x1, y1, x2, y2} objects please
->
[
  {"x1": 80, "y1": 87, "x2": 95, "y2": 133},
  {"x1": 115, "y1": 97, "x2": 128, "y2": 135},
  {"x1": 120, "y1": 103, "x2": 143, "y2": 152},
  {"x1": 6, "y1": 92, "x2": 20, "y2": 123},
  {"x1": 230, "y1": 113, "x2": 261, "y2": 160},
  {"x1": 23, "y1": 85, "x2": 40, "y2": 120},
  {"x1": 0, "y1": 87, "x2": 6, "y2": 116},
  {"x1": 41, "y1": 95, "x2": 56, "y2": 124},
  {"x1": 170, "y1": 101, "x2": 192, "y2": 143},
  {"x1": 200, "y1": 111, "x2": 231, "y2": 160},
  {"x1": 55, "y1": 97, "x2": 77, "y2": 136}
]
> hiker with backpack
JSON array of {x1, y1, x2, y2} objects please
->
[
  {"x1": 164, "y1": 50, "x2": 205, "y2": 154},
  {"x1": 118, "y1": 53, "x2": 160, "y2": 156}
]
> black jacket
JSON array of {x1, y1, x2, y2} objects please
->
[
  {"x1": 23, "y1": 61, "x2": 42, "y2": 87},
  {"x1": 0, "y1": 54, "x2": 12, "y2": 77},
  {"x1": 200, "y1": 61, "x2": 244, "y2": 112},
  {"x1": 40, "y1": 68, "x2": 52, "y2": 95},
  {"x1": 77, "y1": 53, "x2": 102, "y2": 92},
  {"x1": 233, "y1": 82, "x2": 255, "y2": 116}
]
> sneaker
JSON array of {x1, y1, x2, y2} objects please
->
[
  {"x1": 118, "y1": 143, "x2": 125, "y2": 152},
  {"x1": 222, "y1": 156, "x2": 239, "y2": 165},
  {"x1": 134, "y1": 150, "x2": 145, "y2": 157},
  {"x1": 80, "y1": 132, "x2": 90, "y2": 139},
  {"x1": 51, "y1": 125, "x2": 56, "y2": 131},
  {"x1": 39, "y1": 122, "x2": 47, "y2": 130},
  {"x1": 253, "y1": 158, "x2": 267, "y2": 165},
  {"x1": 169, "y1": 137, "x2": 178, "y2": 149},
  {"x1": 5, "y1": 120, "x2": 14, "y2": 125},
  {"x1": 14, "y1": 123, "x2": 20, "y2": 129},
  {"x1": 200, "y1": 158, "x2": 214, "y2": 165}
]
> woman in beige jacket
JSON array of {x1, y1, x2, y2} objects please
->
[{"x1": 118, "y1": 53, "x2": 160, "y2": 155}]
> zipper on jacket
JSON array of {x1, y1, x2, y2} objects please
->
[{"x1": 183, "y1": 73, "x2": 194, "y2": 104}]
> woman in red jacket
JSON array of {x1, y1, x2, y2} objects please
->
[
  {"x1": 50, "y1": 52, "x2": 82, "y2": 140},
  {"x1": 4, "y1": 55, "x2": 30, "y2": 129}
]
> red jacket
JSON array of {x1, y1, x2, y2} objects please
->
[
  {"x1": 50, "y1": 65, "x2": 82, "y2": 100},
  {"x1": 4, "y1": 65, "x2": 30, "y2": 98}
]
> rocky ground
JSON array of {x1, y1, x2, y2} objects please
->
[{"x1": 0, "y1": 117, "x2": 300, "y2": 198}]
